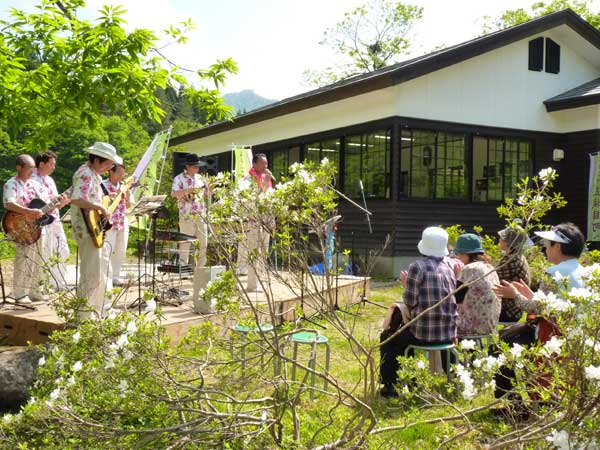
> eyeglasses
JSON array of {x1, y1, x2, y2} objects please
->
[{"x1": 552, "y1": 226, "x2": 571, "y2": 244}]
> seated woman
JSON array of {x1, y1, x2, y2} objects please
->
[
  {"x1": 453, "y1": 233, "x2": 500, "y2": 338},
  {"x1": 496, "y1": 227, "x2": 531, "y2": 323}
]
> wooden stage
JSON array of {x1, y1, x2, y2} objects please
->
[{"x1": 0, "y1": 266, "x2": 370, "y2": 345}]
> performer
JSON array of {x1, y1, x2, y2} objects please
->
[
  {"x1": 171, "y1": 154, "x2": 208, "y2": 267},
  {"x1": 2, "y1": 154, "x2": 48, "y2": 304},
  {"x1": 33, "y1": 150, "x2": 71, "y2": 292},
  {"x1": 102, "y1": 164, "x2": 133, "y2": 286},
  {"x1": 69, "y1": 142, "x2": 122, "y2": 319},
  {"x1": 237, "y1": 153, "x2": 275, "y2": 292}
]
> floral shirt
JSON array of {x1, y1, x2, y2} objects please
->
[
  {"x1": 171, "y1": 171, "x2": 205, "y2": 218},
  {"x1": 102, "y1": 179, "x2": 133, "y2": 231},
  {"x1": 32, "y1": 170, "x2": 61, "y2": 220},
  {"x1": 457, "y1": 261, "x2": 501, "y2": 337},
  {"x1": 2, "y1": 176, "x2": 46, "y2": 210},
  {"x1": 70, "y1": 163, "x2": 103, "y2": 241}
]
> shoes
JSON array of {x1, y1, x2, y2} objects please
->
[
  {"x1": 15, "y1": 296, "x2": 32, "y2": 305},
  {"x1": 379, "y1": 385, "x2": 399, "y2": 399}
]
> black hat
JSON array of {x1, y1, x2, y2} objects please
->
[{"x1": 185, "y1": 154, "x2": 206, "y2": 167}]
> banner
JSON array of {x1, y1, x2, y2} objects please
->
[
  {"x1": 233, "y1": 145, "x2": 252, "y2": 180},
  {"x1": 588, "y1": 152, "x2": 600, "y2": 241}
]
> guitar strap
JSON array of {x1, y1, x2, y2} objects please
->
[{"x1": 100, "y1": 181, "x2": 110, "y2": 196}]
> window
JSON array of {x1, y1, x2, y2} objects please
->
[
  {"x1": 264, "y1": 146, "x2": 300, "y2": 178},
  {"x1": 304, "y1": 138, "x2": 340, "y2": 170},
  {"x1": 400, "y1": 129, "x2": 467, "y2": 199},
  {"x1": 545, "y1": 38, "x2": 560, "y2": 74},
  {"x1": 528, "y1": 37, "x2": 544, "y2": 71},
  {"x1": 472, "y1": 136, "x2": 532, "y2": 202},
  {"x1": 343, "y1": 130, "x2": 390, "y2": 198}
]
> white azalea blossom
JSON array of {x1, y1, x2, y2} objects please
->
[
  {"x1": 126, "y1": 320, "x2": 137, "y2": 335},
  {"x1": 104, "y1": 359, "x2": 115, "y2": 370},
  {"x1": 472, "y1": 358, "x2": 482, "y2": 368},
  {"x1": 49, "y1": 387, "x2": 61, "y2": 401},
  {"x1": 237, "y1": 177, "x2": 252, "y2": 191},
  {"x1": 568, "y1": 287, "x2": 594, "y2": 300},
  {"x1": 38, "y1": 356, "x2": 46, "y2": 366},
  {"x1": 145, "y1": 299, "x2": 157, "y2": 313},
  {"x1": 416, "y1": 360, "x2": 426, "y2": 370},
  {"x1": 72, "y1": 361, "x2": 83, "y2": 373},
  {"x1": 455, "y1": 364, "x2": 477, "y2": 400},
  {"x1": 296, "y1": 169, "x2": 315, "y2": 184},
  {"x1": 461, "y1": 339, "x2": 476, "y2": 351},
  {"x1": 3, "y1": 414, "x2": 13, "y2": 424},
  {"x1": 539, "y1": 167, "x2": 556, "y2": 180},
  {"x1": 321, "y1": 157, "x2": 329, "y2": 166},
  {"x1": 67, "y1": 376, "x2": 75, "y2": 386},
  {"x1": 289, "y1": 162, "x2": 302, "y2": 174},
  {"x1": 510, "y1": 343, "x2": 525, "y2": 358},
  {"x1": 542, "y1": 336, "x2": 563, "y2": 357},
  {"x1": 73, "y1": 331, "x2": 80, "y2": 343},
  {"x1": 115, "y1": 334, "x2": 128, "y2": 348},
  {"x1": 546, "y1": 429, "x2": 570, "y2": 450},
  {"x1": 584, "y1": 365, "x2": 600, "y2": 381},
  {"x1": 118, "y1": 380, "x2": 128, "y2": 394}
]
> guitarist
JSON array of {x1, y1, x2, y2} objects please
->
[
  {"x1": 102, "y1": 164, "x2": 133, "y2": 286},
  {"x1": 2, "y1": 154, "x2": 48, "y2": 304},
  {"x1": 69, "y1": 142, "x2": 122, "y2": 319},
  {"x1": 33, "y1": 151, "x2": 71, "y2": 292}
]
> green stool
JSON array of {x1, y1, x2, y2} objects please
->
[
  {"x1": 405, "y1": 343, "x2": 459, "y2": 380},
  {"x1": 231, "y1": 323, "x2": 274, "y2": 375},
  {"x1": 291, "y1": 332, "x2": 330, "y2": 399}
]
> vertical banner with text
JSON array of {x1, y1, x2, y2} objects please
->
[
  {"x1": 588, "y1": 152, "x2": 600, "y2": 241},
  {"x1": 233, "y1": 145, "x2": 252, "y2": 180}
]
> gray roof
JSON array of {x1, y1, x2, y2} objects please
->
[{"x1": 544, "y1": 78, "x2": 600, "y2": 111}]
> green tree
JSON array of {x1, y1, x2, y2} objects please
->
[
  {"x1": 0, "y1": 0, "x2": 237, "y2": 149},
  {"x1": 483, "y1": 0, "x2": 600, "y2": 32},
  {"x1": 303, "y1": 0, "x2": 423, "y2": 86}
]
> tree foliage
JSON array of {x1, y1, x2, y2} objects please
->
[
  {"x1": 303, "y1": 0, "x2": 423, "y2": 87},
  {"x1": 0, "y1": 0, "x2": 237, "y2": 149},
  {"x1": 483, "y1": 0, "x2": 600, "y2": 32}
]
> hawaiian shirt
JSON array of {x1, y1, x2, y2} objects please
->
[
  {"x1": 70, "y1": 163, "x2": 103, "y2": 241},
  {"x1": 32, "y1": 170, "x2": 61, "y2": 220},
  {"x1": 3, "y1": 176, "x2": 46, "y2": 210},
  {"x1": 457, "y1": 261, "x2": 501, "y2": 337},
  {"x1": 171, "y1": 171, "x2": 205, "y2": 218},
  {"x1": 102, "y1": 179, "x2": 132, "y2": 231}
]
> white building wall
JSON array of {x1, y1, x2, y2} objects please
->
[{"x1": 181, "y1": 25, "x2": 600, "y2": 157}]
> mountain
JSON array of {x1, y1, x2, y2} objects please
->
[{"x1": 223, "y1": 90, "x2": 277, "y2": 115}]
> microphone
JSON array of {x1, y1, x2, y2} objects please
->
[{"x1": 265, "y1": 169, "x2": 276, "y2": 182}]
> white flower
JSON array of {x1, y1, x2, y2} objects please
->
[
  {"x1": 106, "y1": 308, "x2": 118, "y2": 319},
  {"x1": 517, "y1": 195, "x2": 527, "y2": 205},
  {"x1": 584, "y1": 365, "x2": 600, "y2": 381},
  {"x1": 581, "y1": 263, "x2": 600, "y2": 279},
  {"x1": 116, "y1": 334, "x2": 128, "y2": 348},
  {"x1": 73, "y1": 331, "x2": 80, "y2": 343},
  {"x1": 289, "y1": 162, "x2": 302, "y2": 174},
  {"x1": 38, "y1": 356, "x2": 46, "y2": 366},
  {"x1": 28, "y1": 396, "x2": 36, "y2": 405},
  {"x1": 510, "y1": 343, "x2": 525, "y2": 358},
  {"x1": 454, "y1": 364, "x2": 477, "y2": 400},
  {"x1": 402, "y1": 385, "x2": 410, "y2": 394},
  {"x1": 72, "y1": 361, "x2": 82, "y2": 373},
  {"x1": 321, "y1": 157, "x2": 329, "y2": 166},
  {"x1": 584, "y1": 338, "x2": 600, "y2": 351},
  {"x1": 104, "y1": 359, "x2": 115, "y2": 370},
  {"x1": 461, "y1": 339, "x2": 476, "y2": 351},
  {"x1": 126, "y1": 321, "x2": 137, "y2": 335},
  {"x1": 67, "y1": 376, "x2": 75, "y2": 386},
  {"x1": 237, "y1": 177, "x2": 252, "y2": 191},
  {"x1": 49, "y1": 387, "x2": 61, "y2": 401},
  {"x1": 261, "y1": 409, "x2": 268, "y2": 422},
  {"x1": 568, "y1": 287, "x2": 593, "y2": 300},
  {"x1": 145, "y1": 299, "x2": 157, "y2": 313},
  {"x1": 3, "y1": 414, "x2": 13, "y2": 424},
  {"x1": 542, "y1": 337, "x2": 563, "y2": 357},
  {"x1": 472, "y1": 358, "x2": 482, "y2": 368},
  {"x1": 416, "y1": 360, "x2": 426, "y2": 370},
  {"x1": 546, "y1": 429, "x2": 570, "y2": 450},
  {"x1": 296, "y1": 169, "x2": 315, "y2": 184},
  {"x1": 118, "y1": 380, "x2": 128, "y2": 394},
  {"x1": 122, "y1": 350, "x2": 134, "y2": 362},
  {"x1": 539, "y1": 167, "x2": 556, "y2": 182}
]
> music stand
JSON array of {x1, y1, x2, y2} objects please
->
[{"x1": 127, "y1": 195, "x2": 166, "y2": 314}]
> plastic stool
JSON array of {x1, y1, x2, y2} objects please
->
[
  {"x1": 291, "y1": 332, "x2": 330, "y2": 399},
  {"x1": 230, "y1": 323, "x2": 274, "y2": 375},
  {"x1": 404, "y1": 343, "x2": 459, "y2": 380}
]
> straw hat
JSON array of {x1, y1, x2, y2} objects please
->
[{"x1": 85, "y1": 142, "x2": 122, "y2": 165}]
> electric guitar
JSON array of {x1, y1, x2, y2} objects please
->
[
  {"x1": 81, "y1": 176, "x2": 135, "y2": 248},
  {"x1": 2, "y1": 194, "x2": 67, "y2": 245}
]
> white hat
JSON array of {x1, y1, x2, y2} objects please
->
[
  {"x1": 417, "y1": 227, "x2": 449, "y2": 258},
  {"x1": 85, "y1": 142, "x2": 123, "y2": 165},
  {"x1": 534, "y1": 229, "x2": 571, "y2": 244}
]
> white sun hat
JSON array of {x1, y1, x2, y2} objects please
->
[
  {"x1": 417, "y1": 227, "x2": 449, "y2": 258},
  {"x1": 534, "y1": 227, "x2": 571, "y2": 244},
  {"x1": 85, "y1": 142, "x2": 123, "y2": 165}
]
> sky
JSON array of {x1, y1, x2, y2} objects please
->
[{"x1": 2, "y1": 0, "x2": 596, "y2": 100}]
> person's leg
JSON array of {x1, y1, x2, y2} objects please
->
[
  {"x1": 77, "y1": 238, "x2": 111, "y2": 319},
  {"x1": 195, "y1": 218, "x2": 208, "y2": 268},
  {"x1": 178, "y1": 218, "x2": 195, "y2": 265},
  {"x1": 111, "y1": 228, "x2": 128, "y2": 282},
  {"x1": 44, "y1": 221, "x2": 69, "y2": 290},
  {"x1": 246, "y1": 227, "x2": 260, "y2": 291},
  {"x1": 13, "y1": 243, "x2": 35, "y2": 299}
]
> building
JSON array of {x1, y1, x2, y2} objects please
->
[{"x1": 171, "y1": 9, "x2": 600, "y2": 275}]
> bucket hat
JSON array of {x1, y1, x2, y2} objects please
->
[{"x1": 417, "y1": 227, "x2": 449, "y2": 258}]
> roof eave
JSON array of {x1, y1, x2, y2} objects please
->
[{"x1": 544, "y1": 93, "x2": 600, "y2": 112}]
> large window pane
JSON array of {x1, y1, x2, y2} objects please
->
[
  {"x1": 305, "y1": 139, "x2": 340, "y2": 171},
  {"x1": 343, "y1": 130, "x2": 390, "y2": 198},
  {"x1": 435, "y1": 132, "x2": 467, "y2": 199}
]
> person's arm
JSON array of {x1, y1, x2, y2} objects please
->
[
  {"x1": 3, "y1": 201, "x2": 43, "y2": 219},
  {"x1": 70, "y1": 198, "x2": 109, "y2": 217},
  {"x1": 403, "y1": 263, "x2": 422, "y2": 309}
]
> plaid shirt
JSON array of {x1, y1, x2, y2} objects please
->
[
  {"x1": 496, "y1": 252, "x2": 530, "y2": 321},
  {"x1": 403, "y1": 256, "x2": 457, "y2": 342}
]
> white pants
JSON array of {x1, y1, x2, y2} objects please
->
[
  {"x1": 179, "y1": 217, "x2": 207, "y2": 267},
  {"x1": 241, "y1": 227, "x2": 270, "y2": 291},
  {"x1": 12, "y1": 240, "x2": 45, "y2": 299},
  {"x1": 41, "y1": 220, "x2": 70, "y2": 290},
  {"x1": 76, "y1": 237, "x2": 111, "y2": 319},
  {"x1": 106, "y1": 227, "x2": 129, "y2": 281}
]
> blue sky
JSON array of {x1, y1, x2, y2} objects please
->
[{"x1": 4, "y1": 0, "x2": 595, "y2": 100}]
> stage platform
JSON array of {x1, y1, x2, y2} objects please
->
[{"x1": 0, "y1": 265, "x2": 370, "y2": 345}]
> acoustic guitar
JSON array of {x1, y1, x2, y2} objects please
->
[
  {"x1": 2, "y1": 194, "x2": 67, "y2": 245},
  {"x1": 81, "y1": 176, "x2": 135, "y2": 248}
]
